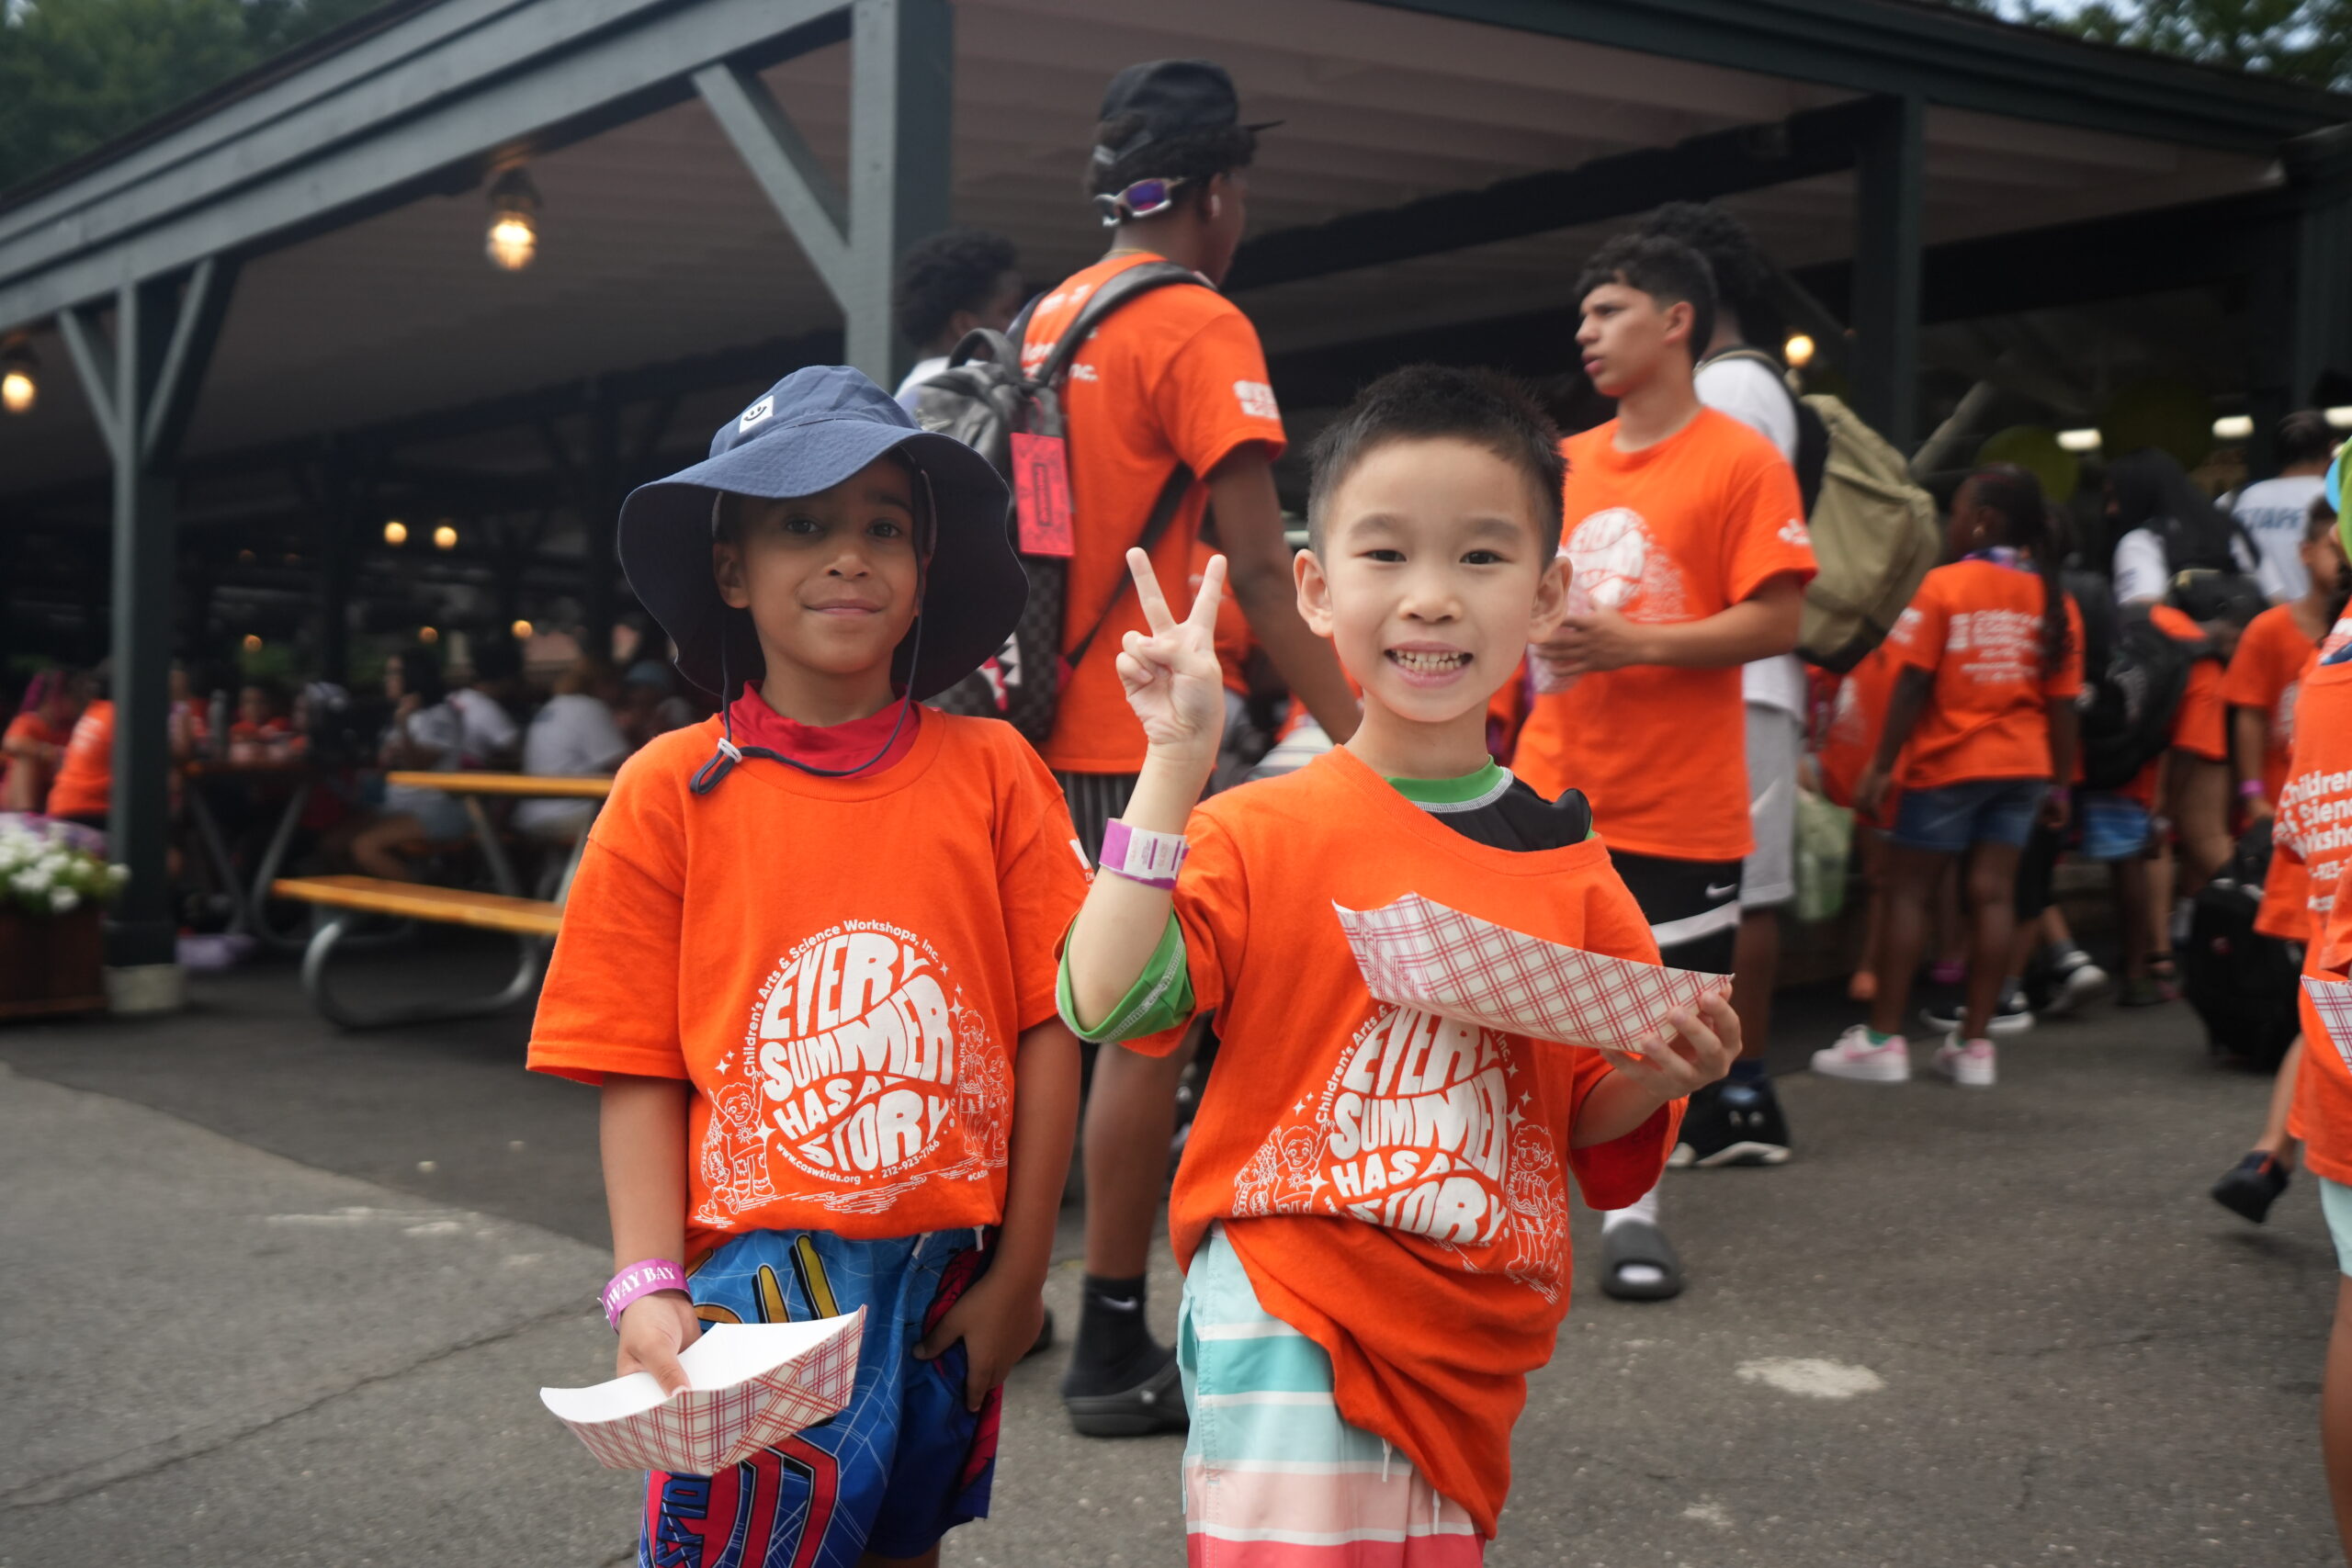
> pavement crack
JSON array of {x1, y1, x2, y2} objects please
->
[{"x1": 1, "y1": 1302, "x2": 596, "y2": 1512}]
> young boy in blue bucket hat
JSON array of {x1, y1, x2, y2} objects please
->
[{"x1": 529, "y1": 365, "x2": 1090, "y2": 1567}]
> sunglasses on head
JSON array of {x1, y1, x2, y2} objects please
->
[{"x1": 1095, "y1": 175, "x2": 1189, "y2": 227}]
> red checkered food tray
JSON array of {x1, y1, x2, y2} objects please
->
[
  {"x1": 540, "y1": 1307, "x2": 865, "y2": 1473},
  {"x1": 2309, "y1": 977, "x2": 2352, "y2": 1068},
  {"x1": 1334, "y1": 892, "x2": 1724, "y2": 1055}
]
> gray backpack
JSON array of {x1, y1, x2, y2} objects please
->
[{"x1": 908, "y1": 261, "x2": 1204, "y2": 741}]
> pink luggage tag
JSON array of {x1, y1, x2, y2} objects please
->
[{"x1": 1010, "y1": 433, "x2": 1076, "y2": 558}]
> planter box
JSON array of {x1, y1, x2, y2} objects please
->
[{"x1": 0, "y1": 907, "x2": 107, "y2": 1021}]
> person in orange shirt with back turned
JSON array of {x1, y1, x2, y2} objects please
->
[
  {"x1": 1062, "y1": 366, "x2": 1732, "y2": 1564},
  {"x1": 1029, "y1": 58, "x2": 1360, "y2": 1436},
  {"x1": 1512, "y1": 232, "x2": 1814, "y2": 1302},
  {"x1": 1816, "y1": 465, "x2": 2083, "y2": 1089}
]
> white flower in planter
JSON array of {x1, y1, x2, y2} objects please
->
[{"x1": 50, "y1": 886, "x2": 79, "y2": 913}]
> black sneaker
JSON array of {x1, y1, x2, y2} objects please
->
[
  {"x1": 1668, "y1": 1077, "x2": 1792, "y2": 1168},
  {"x1": 1062, "y1": 1347, "x2": 1189, "y2": 1437},
  {"x1": 2039, "y1": 949, "x2": 2109, "y2": 1018},
  {"x1": 1919, "y1": 988, "x2": 2033, "y2": 1037},
  {"x1": 2211, "y1": 1152, "x2": 2290, "y2": 1224}
]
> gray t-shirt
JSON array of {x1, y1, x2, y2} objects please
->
[{"x1": 1695, "y1": 355, "x2": 1808, "y2": 717}]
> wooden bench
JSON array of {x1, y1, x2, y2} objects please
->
[{"x1": 272, "y1": 874, "x2": 563, "y2": 1029}]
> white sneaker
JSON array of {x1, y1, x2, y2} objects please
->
[
  {"x1": 1932, "y1": 1036, "x2": 1996, "y2": 1089},
  {"x1": 1811, "y1": 1025, "x2": 1911, "y2": 1083}
]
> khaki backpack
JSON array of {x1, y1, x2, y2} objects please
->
[{"x1": 1794, "y1": 393, "x2": 1940, "y2": 673}]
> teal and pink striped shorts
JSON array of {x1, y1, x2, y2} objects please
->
[{"x1": 1176, "y1": 1225, "x2": 1484, "y2": 1566}]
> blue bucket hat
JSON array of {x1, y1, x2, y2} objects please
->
[{"x1": 617, "y1": 365, "x2": 1020, "y2": 703}]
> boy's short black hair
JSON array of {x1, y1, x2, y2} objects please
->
[
  {"x1": 1085, "y1": 118, "x2": 1256, "y2": 212},
  {"x1": 1306, "y1": 365, "x2": 1566, "y2": 555},
  {"x1": 1636, "y1": 202, "x2": 1780, "y2": 351},
  {"x1": 2313, "y1": 493, "x2": 2341, "y2": 539},
  {"x1": 2280, "y1": 410, "x2": 2337, "y2": 468},
  {"x1": 893, "y1": 228, "x2": 1020, "y2": 350},
  {"x1": 1573, "y1": 233, "x2": 1717, "y2": 369}
]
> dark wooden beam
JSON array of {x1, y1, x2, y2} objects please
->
[{"x1": 1227, "y1": 98, "x2": 1883, "y2": 295}]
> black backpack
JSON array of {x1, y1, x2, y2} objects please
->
[
  {"x1": 907, "y1": 261, "x2": 1205, "y2": 742},
  {"x1": 2075, "y1": 592, "x2": 2197, "y2": 791},
  {"x1": 2184, "y1": 820, "x2": 2304, "y2": 1070}
]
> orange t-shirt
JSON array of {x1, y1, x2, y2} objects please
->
[
  {"x1": 1021, "y1": 253, "x2": 1285, "y2": 774},
  {"x1": 2278, "y1": 628, "x2": 2352, "y2": 1179},
  {"x1": 526, "y1": 712, "x2": 1088, "y2": 1258},
  {"x1": 2, "y1": 711, "x2": 69, "y2": 812},
  {"x1": 2220, "y1": 603, "x2": 2318, "y2": 804},
  {"x1": 45, "y1": 699, "x2": 114, "y2": 818},
  {"x1": 1815, "y1": 643, "x2": 1906, "y2": 829},
  {"x1": 1881, "y1": 558, "x2": 2084, "y2": 791},
  {"x1": 1512, "y1": 409, "x2": 1815, "y2": 862},
  {"x1": 1135, "y1": 747, "x2": 1681, "y2": 1539}
]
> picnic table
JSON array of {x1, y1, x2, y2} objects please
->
[
  {"x1": 182, "y1": 757, "x2": 314, "y2": 953},
  {"x1": 273, "y1": 771, "x2": 612, "y2": 1028}
]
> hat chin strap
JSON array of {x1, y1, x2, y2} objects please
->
[{"x1": 690, "y1": 472, "x2": 934, "y2": 795}]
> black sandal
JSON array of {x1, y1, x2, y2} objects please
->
[{"x1": 1600, "y1": 1218, "x2": 1685, "y2": 1302}]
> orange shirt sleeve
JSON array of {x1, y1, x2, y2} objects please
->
[
  {"x1": 1720, "y1": 439, "x2": 1815, "y2": 604},
  {"x1": 1131, "y1": 812, "x2": 1250, "y2": 1058},
  {"x1": 1149, "y1": 309, "x2": 1286, "y2": 482},
  {"x1": 2221, "y1": 613, "x2": 2297, "y2": 712},
  {"x1": 527, "y1": 757, "x2": 690, "y2": 1086},
  {"x1": 994, "y1": 742, "x2": 1093, "y2": 1032}
]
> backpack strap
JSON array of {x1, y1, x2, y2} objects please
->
[
  {"x1": 1062, "y1": 462, "x2": 1196, "y2": 676},
  {"x1": 1030, "y1": 261, "x2": 1206, "y2": 390}
]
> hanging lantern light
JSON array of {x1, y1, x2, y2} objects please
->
[
  {"x1": 383, "y1": 520, "x2": 409, "y2": 546},
  {"x1": 433, "y1": 523, "x2": 459, "y2": 550},
  {"x1": 510, "y1": 618, "x2": 535, "y2": 641},
  {"x1": 485, "y1": 168, "x2": 541, "y2": 272},
  {"x1": 0, "y1": 335, "x2": 37, "y2": 415},
  {"x1": 1782, "y1": 333, "x2": 1816, "y2": 370}
]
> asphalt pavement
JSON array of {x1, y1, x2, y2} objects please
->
[{"x1": 0, "y1": 932, "x2": 2341, "y2": 1567}]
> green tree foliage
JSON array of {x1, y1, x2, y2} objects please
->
[
  {"x1": 0, "y1": 0, "x2": 390, "y2": 197},
  {"x1": 1945, "y1": 0, "x2": 2352, "y2": 90}
]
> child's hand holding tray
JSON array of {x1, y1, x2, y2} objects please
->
[
  {"x1": 1333, "y1": 892, "x2": 1724, "y2": 1055},
  {"x1": 540, "y1": 1306, "x2": 865, "y2": 1473}
]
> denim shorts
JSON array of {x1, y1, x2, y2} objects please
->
[
  {"x1": 1890, "y1": 778, "x2": 2045, "y2": 855},
  {"x1": 638, "y1": 1227, "x2": 998, "y2": 1567},
  {"x1": 2077, "y1": 791, "x2": 2152, "y2": 862}
]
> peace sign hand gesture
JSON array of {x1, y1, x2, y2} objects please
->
[{"x1": 1115, "y1": 547, "x2": 1229, "y2": 768}]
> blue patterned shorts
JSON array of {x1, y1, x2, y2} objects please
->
[{"x1": 639, "y1": 1227, "x2": 998, "y2": 1568}]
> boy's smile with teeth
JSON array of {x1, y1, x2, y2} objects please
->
[{"x1": 1388, "y1": 647, "x2": 1471, "y2": 675}]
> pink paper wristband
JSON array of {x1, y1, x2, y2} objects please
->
[
  {"x1": 1099, "y1": 819, "x2": 1186, "y2": 890},
  {"x1": 603, "y1": 1258, "x2": 689, "y2": 1329}
]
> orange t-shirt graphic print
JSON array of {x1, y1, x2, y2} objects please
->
[
  {"x1": 1018, "y1": 253, "x2": 1285, "y2": 774},
  {"x1": 1227, "y1": 1004, "x2": 1568, "y2": 1300},
  {"x1": 526, "y1": 713, "x2": 1088, "y2": 1258},
  {"x1": 709, "y1": 919, "x2": 1000, "y2": 1225},
  {"x1": 1511, "y1": 409, "x2": 1814, "y2": 862}
]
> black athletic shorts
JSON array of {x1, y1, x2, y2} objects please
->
[{"x1": 1610, "y1": 851, "x2": 1742, "y2": 976}]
